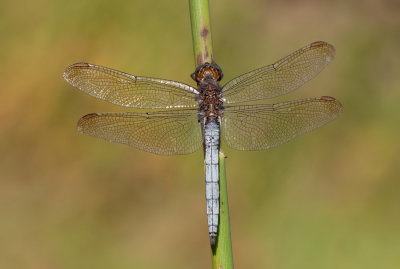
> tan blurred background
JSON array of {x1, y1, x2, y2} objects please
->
[{"x1": 1, "y1": 0, "x2": 400, "y2": 268}]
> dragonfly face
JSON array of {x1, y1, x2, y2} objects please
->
[
  {"x1": 191, "y1": 62, "x2": 224, "y2": 83},
  {"x1": 64, "y1": 41, "x2": 343, "y2": 245}
]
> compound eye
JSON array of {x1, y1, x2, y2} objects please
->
[
  {"x1": 190, "y1": 72, "x2": 197, "y2": 82},
  {"x1": 210, "y1": 64, "x2": 223, "y2": 81}
]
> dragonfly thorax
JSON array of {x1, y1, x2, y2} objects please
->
[{"x1": 194, "y1": 63, "x2": 224, "y2": 123}]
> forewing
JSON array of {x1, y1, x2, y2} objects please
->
[
  {"x1": 77, "y1": 109, "x2": 202, "y2": 155},
  {"x1": 64, "y1": 63, "x2": 198, "y2": 109},
  {"x1": 221, "y1": 97, "x2": 342, "y2": 150},
  {"x1": 222, "y1": 41, "x2": 335, "y2": 103}
]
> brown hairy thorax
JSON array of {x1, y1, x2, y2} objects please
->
[{"x1": 191, "y1": 63, "x2": 224, "y2": 123}]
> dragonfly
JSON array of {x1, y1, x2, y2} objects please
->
[{"x1": 63, "y1": 41, "x2": 342, "y2": 245}]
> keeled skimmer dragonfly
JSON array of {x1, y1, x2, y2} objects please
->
[{"x1": 64, "y1": 41, "x2": 342, "y2": 245}]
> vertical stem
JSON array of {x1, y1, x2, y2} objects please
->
[
  {"x1": 189, "y1": 0, "x2": 234, "y2": 268},
  {"x1": 189, "y1": 0, "x2": 214, "y2": 66}
]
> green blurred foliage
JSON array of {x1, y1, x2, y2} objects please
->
[{"x1": 1, "y1": 0, "x2": 400, "y2": 268}]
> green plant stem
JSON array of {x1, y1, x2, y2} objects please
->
[
  {"x1": 189, "y1": 1, "x2": 233, "y2": 267},
  {"x1": 189, "y1": 0, "x2": 214, "y2": 66}
]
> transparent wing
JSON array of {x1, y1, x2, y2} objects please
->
[
  {"x1": 221, "y1": 96, "x2": 342, "y2": 150},
  {"x1": 222, "y1": 41, "x2": 335, "y2": 103},
  {"x1": 77, "y1": 109, "x2": 202, "y2": 155},
  {"x1": 64, "y1": 63, "x2": 199, "y2": 109}
]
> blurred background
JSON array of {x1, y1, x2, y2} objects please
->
[{"x1": 1, "y1": 0, "x2": 399, "y2": 268}]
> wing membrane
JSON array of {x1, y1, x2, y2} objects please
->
[
  {"x1": 64, "y1": 63, "x2": 198, "y2": 109},
  {"x1": 221, "y1": 97, "x2": 342, "y2": 150},
  {"x1": 222, "y1": 41, "x2": 335, "y2": 103},
  {"x1": 77, "y1": 109, "x2": 202, "y2": 155}
]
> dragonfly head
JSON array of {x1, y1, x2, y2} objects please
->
[{"x1": 191, "y1": 62, "x2": 223, "y2": 83}]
